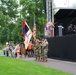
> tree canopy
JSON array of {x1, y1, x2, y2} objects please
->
[{"x1": 0, "y1": 0, "x2": 46, "y2": 45}]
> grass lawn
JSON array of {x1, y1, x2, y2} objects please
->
[{"x1": 0, "y1": 56, "x2": 72, "y2": 75}]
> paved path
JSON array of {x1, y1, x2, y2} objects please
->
[
  {"x1": 0, "y1": 52, "x2": 4, "y2": 56},
  {"x1": 22, "y1": 57, "x2": 76, "y2": 75}
]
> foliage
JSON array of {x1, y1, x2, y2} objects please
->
[
  {"x1": 0, "y1": 0, "x2": 46, "y2": 45},
  {"x1": 0, "y1": 56, "x2": 72, "y2": 75},
  {"x1": 20, "y1": 0, "x2": 46, "y2": 38},
  {"x1": 0, "y1": 0, "x2": 19, "y2": 44}
]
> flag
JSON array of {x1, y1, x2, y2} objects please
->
[
  {"x1": 22, "y1": 19, "x2": 32, "y2": 49},
  {"x1": 22, "y1": 19, "x2": 29, "y2": 38},
  {"x1": 33, "y1": 16, "x2": 36, "y2": 40},
  {"x1": 44, "y1": 21, "x2": 50, "y2": 36}
]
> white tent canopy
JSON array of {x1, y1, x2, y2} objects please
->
[{"x1": 54, "y1": 0, "x2": 76, "y2": 9}]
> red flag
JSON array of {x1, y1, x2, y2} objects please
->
[
  {"x1": 22, "y1": 19, "x2": 29, "y2": 38},
  {"x1": 22, "y1": 19, "x2": 32, "y2": 49}
]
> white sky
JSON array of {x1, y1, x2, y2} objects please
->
[{"x1": 54, "y1": 0, "x2": 76, "y2": 8}]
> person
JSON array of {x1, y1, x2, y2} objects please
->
[
  {"x1": 37, "y1": 39, "x2": 42, "y2": 61},
  {"x1": 72, "y1": 25, "x2": 76, "y2": 34},
  {"x1": 43, "y1": 39, "x2": 48, "y2": 62},
  {"x1": 33, "y1": 39, "x2": 40, "y2": 61},
  {"x1": 41, "y1": 38, "x2": 48, "y2": 62},
  {"x1": 20, "y1": 43, "x2": 26, "y2": 58},
  {"x1": 67, "y1": 24, "x2": 73, "y2": 35},
  {"x1": 5, "y1": 43, "x2": 9, "y2": 56},
  {"x1": 27, "y1": 41, "x2": 33, "y2": 57},
  {"x1": 14, "y1": 45, "x2": 17, "y2": 58},
  {"x1": 9, "y1": 44, "x2": 14, "y2": 57},
  {"x1": 15, "y1": 44, "x2": 20, "y2": 58}
]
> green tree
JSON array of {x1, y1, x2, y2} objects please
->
[
  {"x1": 0, "y1": 10, "x2": 10, "y2": 44},
  {"x1": 11, "y1": 18, "x2": 23, "y2": 43},
  {"x1": 0, "y1": 0, "x2": 20, "y2": 44},
  {"x1": 0, "y1": 0, "x2": 46, "y2": 45},
  {"x1": 20, "y1": 0, "x2": 46, "y2": 38}
]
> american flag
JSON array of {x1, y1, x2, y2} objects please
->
[
  {"x1": 44, "y1": 21, "x2": 49, "y2": 36},
  {"x1": 33, "y1": 16, "x2": 36, "y2": 40}
]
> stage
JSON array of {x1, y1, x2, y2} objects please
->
[{"x1": 47, "y1": 34, "x2": 76, "y2": 62}]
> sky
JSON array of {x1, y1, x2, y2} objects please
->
[{"x1": 54, "y1": 0, "x2": 76, "y2": 8}]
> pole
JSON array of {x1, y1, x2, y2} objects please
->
[
  {"x1": 52, "y1": 0, "x2": 54, "y2": 23},
  {"x1": 45, "y1": 0, "x2": 55, "y2": 37},
  {"x1": 46, "y1": 0, "x2": 51, "y2": 22}
]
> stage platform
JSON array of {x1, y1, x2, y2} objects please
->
[{"x1": 47, "y1": 34, "x2": 76, "y2": 62}]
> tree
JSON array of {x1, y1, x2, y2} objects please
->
[
  {"x1": 20, "y1": 0, "x2": 46, "y2": 38},
  {"x1": 0, "y1": 0, "x2": 19, "y2": 44},
  {"x1": 11, "y1": 18, "x2": 23, "y2": 43},
  {"x1": 0, "y1": 0, "x2": 46, "y2": 45}
]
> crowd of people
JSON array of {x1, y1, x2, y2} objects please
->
[
  {"x1": 3, "y1": 43, "x2": 23, "y2": 58},
  {"x1": 3, "y1": 42, "x2": 34, "y2": 58},
  {"x1": 33, "y1": 38, "x2": 48, "y2": 62},
  {"x1": 2, "y1": 38, "x2": 48, "y2": 62}
]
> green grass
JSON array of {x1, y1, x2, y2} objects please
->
[{"x1": 0, "y1": 56, "x2": 72, "y2": 75}]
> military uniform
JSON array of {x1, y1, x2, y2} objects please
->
[
  {"x1": 39, "y1": 39, "x2": 44, "y2": 62},
  {"x1": 43, "y1": 42, "x2": 48, "y2": 62},
  {"x1": 38, "y1": 42, "x2": 42, "y2": 61},
  {"x1": 33, "y1": 40, "x2": 39, "y2": 61},
  {"x1": 41, "y1": 39, "x2": 48, "y2": 62}
]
